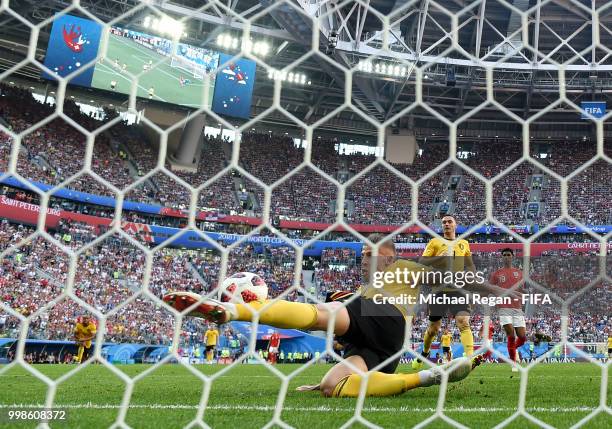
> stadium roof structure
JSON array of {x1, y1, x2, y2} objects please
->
[{"x1": 1, "y1": 0, "x2": 610, "y2": 139}]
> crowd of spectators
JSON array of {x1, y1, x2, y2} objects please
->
[
  {"x1": 2, "y1": 85, "x2": 610, "y2": 228},
  {"x1": 346, "y1": 165, "x2": 413, "y2": 225},
  {"x1": 0, "y1": 217, "x2": 609, "y2": 349},
  {"x1": 492, "y1": 162, "x2": 532, "y2": 224},
  {"x1": 1, "y1": 85, "x2": 611, "y2": 349},
  {"x1": 460, "y1": 141, "x2": 522, "y2": 179},
  {"x1": 567, "y1": 160, "x2": 611, "y2": 225},
  {"x1": 314, "y1": 267, "x2": 361, "y2": 297},
  {"x1": 321, "y1": 247, "x2": 356, "y2": 266},
  {"x1": 122, "y1": 131, "x2": 245, "y2": 214},
  {"x1": 0, "y1": 84, "x2": 145, "y2": 199}
]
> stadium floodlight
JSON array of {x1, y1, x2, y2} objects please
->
[
  {"x1": 143, "y1": 14, "x2": 184, "y2": 38},
  {"x1": 358, "y1": 59, "x2": 408, "y2": 78},
  {"x1": 267, "y1": 69, "x2": 311, "y2": 85},
  {"x1": 217, "y1": 33, "x2": 270, "y2": 57},
  {"x1": 252, "y1": 41, "x2": 270, "y2": 57},
  {"x1": 217, "y1": 33, "x2": 239, "y2": 50}
]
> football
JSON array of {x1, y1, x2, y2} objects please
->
[{"x1": 218, "y1": 272, "x2": 268, "y2": 303}]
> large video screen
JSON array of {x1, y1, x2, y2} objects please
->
[
  {"x1": 42, "y1": 14, "x2": 255, "y2": 118},
  {"x1": 91, "y1": 27, "x2": 219, "y2": 108}
]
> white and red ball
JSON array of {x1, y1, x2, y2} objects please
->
[{"x1": 218, "y1": 272, "x2": 268, "y2": 303}]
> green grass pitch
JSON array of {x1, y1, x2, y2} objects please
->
[
  {"x1": 90, "y1": 33, "x2": 214, "y2": 108},
  {"x1": 0, "y1": 363, "x2": 609, "y2": 428}
]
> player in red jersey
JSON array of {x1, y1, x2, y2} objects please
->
[
  {"x1": 489, "y1": 248, "x2": 527, "y2": 371},
  {"x1": 268, "y1": 331, "x2": 281, "y2": 364}
]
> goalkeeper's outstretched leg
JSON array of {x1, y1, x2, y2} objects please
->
[{"x1": 162, "y1": 290, "x2": 348, "y2": 337}]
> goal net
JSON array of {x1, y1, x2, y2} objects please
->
[
  {"x1": 0, "y1": 0, "x2": 609, "y2": 428},
  {"x1": 170, "y1": 55, "x2": 205, "y2": 80}
]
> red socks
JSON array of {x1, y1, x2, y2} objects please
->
[{"x1": 507, "y1": 336, "x2": 517, "y2": 361}]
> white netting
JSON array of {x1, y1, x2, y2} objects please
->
[{"x1": 0, "y1": 0, "x2": 610, "y2": 428}]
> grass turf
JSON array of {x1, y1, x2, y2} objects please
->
[
  {"x1": 0, "y1": 362, "x2": 609, "y2": 428},
  {"x1": 90, "y1": 33, "x2": 214, "y2": 107}
]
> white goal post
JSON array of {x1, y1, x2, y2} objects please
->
[{"x1": 170, "y1": 55, "x2": 204, "y2": 80}]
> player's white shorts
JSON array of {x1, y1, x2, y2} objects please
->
[
  {"x1": 498, "y1": 308, "x2": 526, "y2": 328},
  {"x1": 269, "y1": 346, "x2": 278, "y2": 354}
]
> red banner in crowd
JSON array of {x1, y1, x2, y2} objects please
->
[
  {"x1": 278, "y1": 220, "x2": 421, "y2": 233},
  {"x1": 193, "y1": 213, "x2": 423, "y2": 232},
  {"x1": 120, "y1": 221, "x2": 154, "y2": 242},
  {"x1": 160, "y1": 207, "x2": 187, "y2": 218},
  {"x1": 0, "y1": 195, "x2": 62, "y2": 227},
  {"x1": 0, "y1": 196, "x2": 154, "y2": 242}
]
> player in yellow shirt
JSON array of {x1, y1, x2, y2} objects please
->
[
  {"x1": 412, "y1": 215, "x2": 477, "y2": 370},
  {"x1": 165, "y1": 234, "x2": 485, "y2": 398},
  {"x1": 440, "y1": 330, "x2": 453, "y2": 363},
  {"x1": 607, "y1": 336, "x2": 612, "y2": 360},
  {"x1": 204, "y1": 325, "x2": 219, "y2": 363},
  {"x1": 74, "y1": 315, "x2": 96, "y2": 364}
]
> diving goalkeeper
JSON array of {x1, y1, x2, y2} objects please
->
[{"x1": 164, "y1": 235, "x2": 506, "y2": 397}]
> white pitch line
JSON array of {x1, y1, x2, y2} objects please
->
[{"x1": 0, "y1": 404, "x2": 599, "y2": 414}]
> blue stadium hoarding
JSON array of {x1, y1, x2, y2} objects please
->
[
  {"x1": 212, "y1": 53, "x2": 257, "y2": 119},
  {"x1": 580, "y1": 101, "x2": 606, "y2": 119},
  {"x1": 41, "y1": 14, "x2": 103, "y2": 87}
]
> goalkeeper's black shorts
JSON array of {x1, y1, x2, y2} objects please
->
[{"x1": 336, "y1": 297, "x2": 405, "y2": 374}]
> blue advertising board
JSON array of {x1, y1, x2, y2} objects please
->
[
  {"x1": 212, "y1": 53, "x2": 256, "y2": 119},
  {"x1": 581, "y1": 101, "x2": 606, "y2": 119},
  {"x1": 41, "y1": 14, "x2": 103, "y2": 87}
]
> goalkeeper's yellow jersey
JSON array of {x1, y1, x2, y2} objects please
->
[
  {"x1": 608, "y1": 337, "x2": 612, "y2": 349},
  {"x1": 360, "y1": 259, "x2": 432, "y2": 317}
]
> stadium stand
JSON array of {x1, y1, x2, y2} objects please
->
[{"x1": 2, "y1": 86, "x2": 610, "y2": 228}]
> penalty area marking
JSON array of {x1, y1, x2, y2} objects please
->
[{"x1": 0, "y1": 404, "x2": 599, "y2": 414}]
